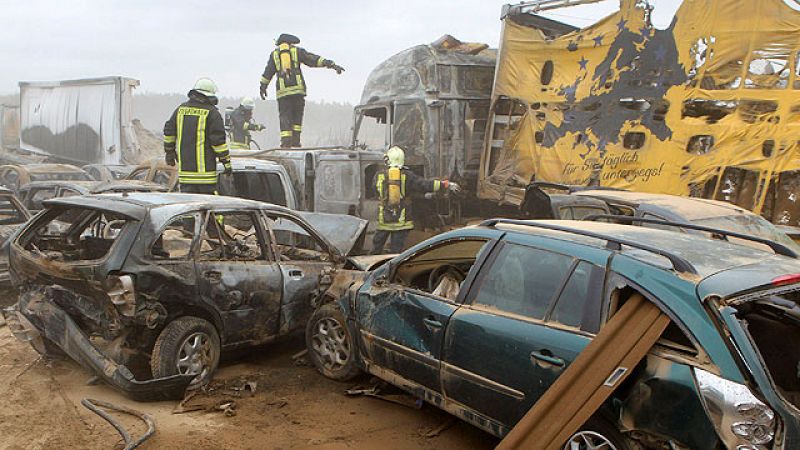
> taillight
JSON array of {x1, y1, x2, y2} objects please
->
[{"x1": 771, "y1": 273, "x2": 800, "y2": 286}]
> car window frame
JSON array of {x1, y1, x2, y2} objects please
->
[
  {"x1": 601, "y1": 271, "x2": 710, "y2": 363},
  {"x1": 543, "y1": 259, "x2": 606, "y2": 332},
  {"x1": 385, "y1": 237, "x2": 496, "y2": 305},
  {"x1": 261, "y1": 211, "x2": 333, "y2": 263},
  {"x1": 195, "y1": 208, "x2": 273, "y2": 262},
  {"x1": 463, "y1": 241, "x2": 579, "y2": 324},
  {"x1": 148, "y1": 211, "x2": 202, "y2": 261}
]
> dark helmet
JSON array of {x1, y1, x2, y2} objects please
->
[{"x1": 276, "y1": 33, "x2": 300, "y2": 45}]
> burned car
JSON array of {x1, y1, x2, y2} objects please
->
[
  {"x1": 0, "y1": 163, "x2": 93, "y2": 192},
  {"x1": 306, "y1": 219, "x2": 800, "y2": 449},
  {"x1": 0, "y1": 187, "x2": 31, "y2": 290},
  {"x1": 2, "y1": 193, "x2": 368, "y2": 400},
  {"x1": 524, "y1": 182, "x2": 800, "y2": 253},
  {"x1": 17, "y1": 180, "x2": 167, "y2": 212},
  {"x1": 82, "y1": 164, "x2": 137, "y2": 182}
]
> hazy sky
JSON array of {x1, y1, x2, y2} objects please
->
[{"x1": 0, "y1": 0, "x2": 687, "y2": 103}]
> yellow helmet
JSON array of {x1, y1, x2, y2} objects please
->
[
  {"x1": 193, "y1": 78, "x2": 218, "y2": 97},
  {"x1": 386, "y1": 146, "x2": 405, "y2": 168}
]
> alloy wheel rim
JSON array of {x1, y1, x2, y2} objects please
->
[
  {"x1": 565, "y1": 431, "x2": 618, "y2": 450},
  {"x1": 177, "y1": 332, "x2": 214, "y2": 382},
  {"x1": 311, "y1": 317, "x2": 350, "y2": 371}
]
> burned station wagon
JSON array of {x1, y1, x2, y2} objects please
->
[
  {"x1": 307, "y1": 219, "x2": 800, "y2": 449},
  {"x1": 2, "y1": 193, "x2": 367, "y2": 400}
]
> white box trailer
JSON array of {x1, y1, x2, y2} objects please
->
[{"x1": 18, "y1": 77, "x2": 141, "y2": 165}]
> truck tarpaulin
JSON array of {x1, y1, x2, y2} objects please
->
[
  {"x1": 18, "y1": 77, "x2": 141, "y2": 165},
  {"x1": 480, "y1": 0, "x2": 800, "y2": 225}
]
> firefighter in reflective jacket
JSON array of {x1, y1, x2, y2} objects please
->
[
  {"x1": 372, "y1": 146, "x2": 461, "y2": 254},
  {"x1": 229, "y1": 97, "x2": 264, "y2": 150},
  {"x1": 259, "y1": 33, "x2": 344, "y2": 148},
  {"x1": 163, "y1": 78, "x2": 232, "y2": 194}
]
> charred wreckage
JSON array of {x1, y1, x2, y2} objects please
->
[{"x1": 1, "y1": 193, "x2": 381, "y2": 400}]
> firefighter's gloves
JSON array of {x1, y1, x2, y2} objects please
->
[
  {"x1": 330, "y1": 63, "x2": 345, "y2": 75},
  {"x1": 223, "y1": 161, "x2": 233, "y2": 176},
  {"x1": 442, "y1": 180, "x2": 462, "y2": 194},
  {"x1": 254, "y1": 123, "x2": 266, "y2": 131},
  {"x1": 259, "y1": 84, "x2": 268, "y2": 100},
  {"x1": 165, "y1": 150, "x2": 177, "y2": 167}
]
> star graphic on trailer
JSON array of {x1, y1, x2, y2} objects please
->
[
  {"x1": 593, "y1": 35, "x2": 604, "y2": 47},
  {"x1": 617, "y1": 18, "x2": 627, "y2": 31},
  {"x1": 578, "y1": 57, "x2": 589, "y2": 71}
]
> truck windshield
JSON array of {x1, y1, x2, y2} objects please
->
[{"x1": 354, "y1": 107, "x2": 389, "y2": 150}]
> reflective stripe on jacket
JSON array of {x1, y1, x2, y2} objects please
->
[
  {"x1": 163, "y1": 92, "x2": 230, "y2": 185},
  {"x1": 375, "y1": 168, "x2": 443, "y2": 231},
  {"x1": 260, "y1": 44, "x2": 331, "y2": 99}
]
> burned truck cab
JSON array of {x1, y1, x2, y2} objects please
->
[{"x1": 352, "y1": 36, "x2": 496, "y2": 223}]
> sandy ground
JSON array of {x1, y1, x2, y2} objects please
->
[{"x1": 0, "y1": 324, "x2": 498, "y2": 450}]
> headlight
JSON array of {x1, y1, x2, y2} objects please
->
[{"x1": 694, "y1": 368, "x2": 776, "y2": 449}]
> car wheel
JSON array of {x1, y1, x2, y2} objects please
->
[
  {"x1": 151, "y1": 316, "x2": 220, "y2": 387},
  {"x1": 563, "y1": 417, "x2": 632, "y2": 450},
  {"x1": 306, "y1": 303, "x2": 360, "y2": 381}
]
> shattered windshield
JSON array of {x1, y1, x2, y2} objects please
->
[{"x1": 694, "y1": 214, "x2": 800, "y2": 253}]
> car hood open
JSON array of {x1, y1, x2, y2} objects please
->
[{"x1": 296, "y1": 212, "x2": 368, "y2": 257}]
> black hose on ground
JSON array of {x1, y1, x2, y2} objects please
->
[{"x1": 81, "y1": 398, "x2": 156, "y2": 450}]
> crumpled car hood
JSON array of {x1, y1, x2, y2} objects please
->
[{"x1": 296, "y1": 212, "x2": 368, "y2": 256}]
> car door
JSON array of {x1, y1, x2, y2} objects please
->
[
  {"x1": 441, "y1": 239, "x2": 606, "y2": 428},
  {"x1": 194, "y1": 209, "x2": 284, "y2": 346},
  {"x1": 264, "y1": 212, "x2": 337, "y2": 335},
  {"x1": 357, "y1": 238, "x2": 493, "y2": 393}
]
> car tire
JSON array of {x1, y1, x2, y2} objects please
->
[
  {"x1": 563, "y1": 417, "x2": 633, "y2": 450},
  {"x1": 150, "y1": 316, "x2": 220, "y2": 387},
  {"x1": 306, "y1": 303, "x2": 360, "y2": 381}
]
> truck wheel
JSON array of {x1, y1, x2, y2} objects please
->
[
  {"x1": 306, "y1": 303, "x2": 360, "y2": 381},
  {"x1": 151, "y1": 317, "x2": 220, "y2": 387},
  {"x1": 563, "y1": 417, "x2": 632, "y2": 450}
]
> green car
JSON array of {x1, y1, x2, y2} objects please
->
[{"x1": 306, "y1": 219, "x2": 800, "y2": 449}]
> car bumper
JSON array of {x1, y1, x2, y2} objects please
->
[{"x1": 3, "y1": 291, "x2": 193, "y2": 402}]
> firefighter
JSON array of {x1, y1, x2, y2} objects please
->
[
  {"x1": 259, "y1": 33, "x2": 344, "y2": 148},
  {"x1": 229, "y1": 97, "x2": 265, "y2": 150},
  {"x1": 163, "y1": 78, "x2": 232, "y2": 194},
  {"x1": 372, "y1": 146, "x2": 461, "y2": 254}
]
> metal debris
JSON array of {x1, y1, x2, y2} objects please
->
[{"x1": 345, "y1": 383, "x2": 423, "y2": 410}]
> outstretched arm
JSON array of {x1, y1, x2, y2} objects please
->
[{"x1": 299, "y1": 48, "x2": 345, "y2": 74}]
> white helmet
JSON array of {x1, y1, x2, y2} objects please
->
[
  {"x1": 386, "y1": 146, "x2": 405, "y2": 168},
  {"x1": 193, "y1": 78, "x2": 218, "y2": 97},
  {"x1": 240, "y1": 97, "x2": 255, "y2": 110}
]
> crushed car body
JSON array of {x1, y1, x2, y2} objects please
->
[
  {"x1": 305, "y1": 218, "x2": 800, "y2": 448},
  {"x1": 2, "y1": 192, "x2": 368, "y2": 400}
]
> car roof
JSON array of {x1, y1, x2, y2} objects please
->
[
  {"x1": 490, "y1": 220, "x2": 785, "y2": 278},
  {"x1": 575, "y1": 190, "x2": 750, "y2": 220},
  {"x1": 22, "y1": 180, "x2": 97, "y2": 190},
  {"x1": 227, "y1": 158, "x2": 284, "y2": 170},
  {"x1": 5, "y1": 164, "x2": 88, "y2": 174},
  {"x1": 42, "y1": 192, "x2": 294, "y2": 220}
]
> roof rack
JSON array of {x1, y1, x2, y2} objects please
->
[
  {"x1": 480, "y1": 218, "x2": 698, "y2": 274},
  {"x1": 528, "y1": 181, "x2": 624, "y2": 194},
  {"x1": 583, "y1": 214, "x2": 798, "y2": 259}
]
